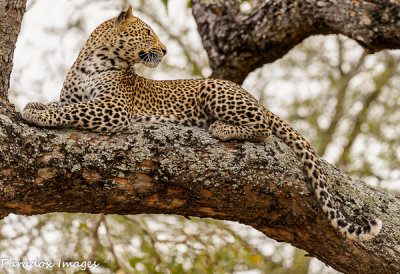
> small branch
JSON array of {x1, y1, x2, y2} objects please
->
[
  {"x1": 26, "y1": 0, "x2": 37, "y2": 11},
  {"x1": 88, "y1": 214, "x2": 103, "y2": 263},
  {"x1": 337, "y1": 58, "x2": 396, "y2": 168},
  {"x1": 213, "y1": 221, "x2": 273, "y2": 263},
  {"x1": 318, "y1": 50, "x2": 368, "y2": 156},
  {"x1": 101, "y1": 214, "x2": 124, "y2": 271},
  {"x1": 123, "y1": 216, "x2": 162, "y2": 264},
  {"x1": 337, "y1": 36, "x2": 345, "y2": 77}
]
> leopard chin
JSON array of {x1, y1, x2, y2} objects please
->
[
  {"x1": 142, "y1": 59, "x2": 161, "y2": 68},
  {"x1": 138, "y1": 50, "x2": 163, "y2": 68}
]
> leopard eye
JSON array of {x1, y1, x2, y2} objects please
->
[{"x1": 146, "y1": 29, "x2": 153, "y2": 37}]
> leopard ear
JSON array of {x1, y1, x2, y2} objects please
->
[{"x1": 115, "y1": 5, "x2": 134, "y2": 27}]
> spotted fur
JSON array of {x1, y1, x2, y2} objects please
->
[{"x1": 23, "y1": 6, "x2": 382, "y2": 240}]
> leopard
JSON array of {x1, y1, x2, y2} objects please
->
[{"x1": 22, "y1": 5, "x2": 382, "y2": 241}]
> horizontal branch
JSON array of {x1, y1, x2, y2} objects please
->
[
  {"x1": 192, "y1": 0, "x2": 400, "y2": 84},
  {"x1": 0, "y1": 114, "x2": 399, "y2": 273}
]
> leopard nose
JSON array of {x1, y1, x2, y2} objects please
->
[{"x1": 161, "y1": 48, "x2": 167, "y2": 56}]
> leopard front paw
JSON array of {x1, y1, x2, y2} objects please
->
[
  {"x1": 208, "y1": 121, "x2": 232, "y2": 141},
  {"x1": 22, "y1": 108, "x2": 36, "y2": 125},
  {"x1": 23, "y1": 102, "x2": 47, "y2": 111}
]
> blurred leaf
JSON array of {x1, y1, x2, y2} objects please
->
[
  {"x1": 129, "y1": 257, "x2": 142, "y2": 268},
  {"x1": 145, "y1": 262, "x2": 162, "y2": 273},
  {"x1": 170, "y1": 255, "x2": 176, "y2": 266},
  {"x1": 171, "y1": 263, "x2": 184, "y2": 274},
  {"x1": 247, "y1": 254, "x2": 263, "y2": 264},
  {"x1": 162, "y1": 0, "x2": 168, "y2": 11},
  {"x1": 78, "y1": 222, "x2": 87, "y2": 229},
  {"x1": 206, "y1": 264, "x2": 214, "y2": 274}
]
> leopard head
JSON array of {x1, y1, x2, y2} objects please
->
[
  {"x1": 84, "y1": 5, "x2": 167, "y2": 69},
  {"x1": 112, "y1": 5, "x2": 167, "y2": 68}
]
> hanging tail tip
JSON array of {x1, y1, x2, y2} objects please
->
[{"x1": 344, "y1": 218, "x2": 382, "y2": 241}]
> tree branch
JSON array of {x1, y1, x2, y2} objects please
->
[
  {"x1": 318, "y1": 49, "x2": 368, "y2": 156},
  {"x1": 192, "y1": 0, "x2": 400, "y2": 84},
  {"x1": 0, "y1": 117, "x2": 399, "y2": 273},
  {"x1": 337, "y1": 57, "x2": 396, "y2": 168},
  {"x1": 0, "y1": 0, "x2": 26, "y2": 113}
]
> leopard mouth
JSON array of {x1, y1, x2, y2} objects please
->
[{"x1": 138, "y1": 49, "x2": 162, "y2": 67}]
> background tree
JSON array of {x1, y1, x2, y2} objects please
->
[{"x1": 1, "y1": 0, "x2": 400, "y2": 273}]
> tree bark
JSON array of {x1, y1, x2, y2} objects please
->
[
  {"x1": 192, "y1": 0, "x2": 400, "y2": 84},
  {"x1": 1, "y1": 1, "x2": 400, "y2": 273},
  {"x1": 0, "y1": 0, "x2": 25, "y2": 114},
  {"x1": 1, "y1": 118, "x2": 400, "y2": 273}
]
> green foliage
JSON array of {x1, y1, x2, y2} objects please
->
[
  {"x1": 161, "y1": 0, "x2": 169, "y2": 13},
  {"x1": 160, "y1": 0, "x2": 191, "y2": 8}
]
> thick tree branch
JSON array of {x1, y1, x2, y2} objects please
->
[
  {"x1": 0, "y1": 118, "x2": 399, "y2": 273},
  {"x1": 192, "y1": 0, "x2": 400, "y2": 84}
]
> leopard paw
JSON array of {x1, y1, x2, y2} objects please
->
[{"x1": 23, "y1": 102, "x2": 47, "y2": 111}]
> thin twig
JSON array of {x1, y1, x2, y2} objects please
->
[
  {"x1": 318, "y1": 47, "x2": 368, "y2": 156},
  {"x1": 123, "y1": 216, "x2": 162, "y2": 264},
  {"x1": 337, "y1": 57, "x2": 396, "y2": 168},
  {"x1": 101, "y1": 214, "x2": 125, "y2": 271}
]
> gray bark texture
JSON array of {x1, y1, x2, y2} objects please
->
[
  {"x1": 1, "y1": 0, "x2": 400, "y2": 273},
  {"x1": 192, "y1": 0, "x2": 400, "y2": 84}
]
